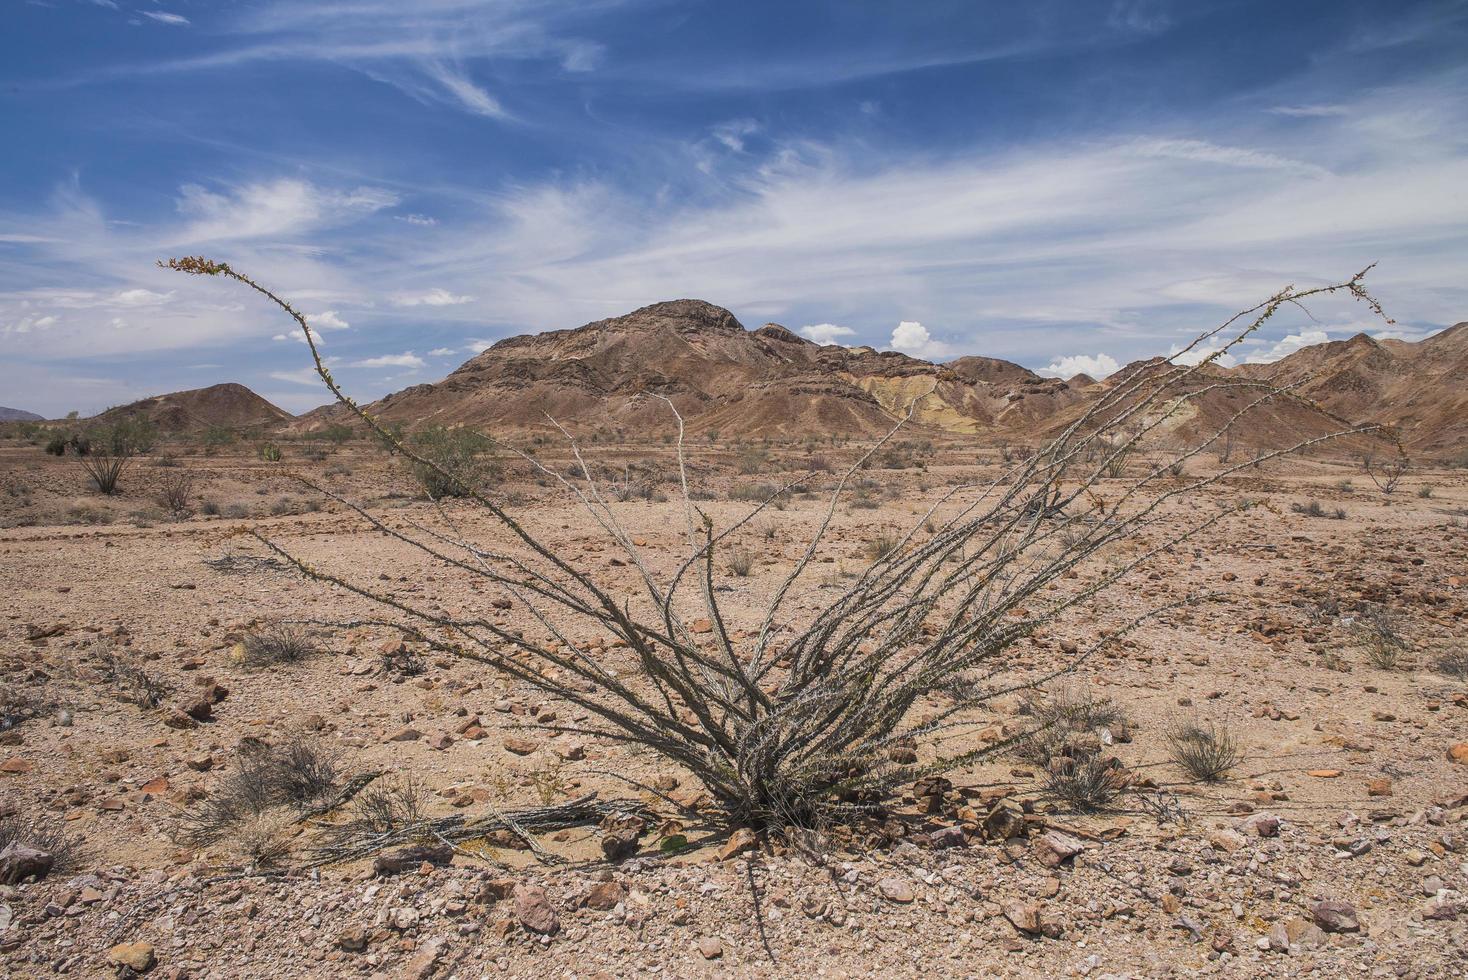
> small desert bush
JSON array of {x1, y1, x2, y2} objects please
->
[
  {"x1": 1166, "y1": 719, "x2": 1242, "y2": 782},
  {"x1": 1417, "y1": 484, "x2": 1434, "y2": 499},
  {"x1": 729, "y1": 482, "x2": 776, "y2": 502},
  {"x1": 344, "y1": 774, "x2": 425, "y2": 836},
  {"x1": 157, "y1": 469, "x2": 196, "y2": 514},
  {"x1": 0, "y1": 811, "x2": 84, "y2": 875},
  {"x1": 1015, "y1": 683, "x2": 1128, "y2": 768},
  {"x1": 259, "y1": 442, "x2": 283, "y2": 462},
  {"x1": 44, "y1": 435, "x2": 67, "y2": 456},
  {"x1": 1043, "y1": 754, "x2": 1127, "y2": 811},
  {"x1": 863, "y1": 533, "x2": 899, "y2": 561},
  {"x1": 177, "y1": 736, "x2": 339, "y2": 855},
  {"x1": 1353, "y1": 605, "x2": 1409, "y2": 670},
  {"x1": 94, "y1": 645, "x2": 172, "y2": 709},
  {"x1": 239, "y1": 624, "x2": 317, "y2": 666},
  {"x1": 1291, "y1": 499, "x2": 1345, "y2": 519},
  {"x1": 727, "y1": 548, "x2": 754, "y2": 576},
  {"x1": 408, "y1": 425, "x2": 498, "y2": 498},
  {"x1": 736, "y1": 446, "x2": 769, "y2": 475},
  {"x1": 1434, "y1": 646, "x2": 1468, "y2": 680}
]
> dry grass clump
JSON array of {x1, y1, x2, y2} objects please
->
[
  {"x1": 239, "y1": 624, "x2": 318, "y2": 666},
  {"x1": 1017, "y1": 684, "x2": 1132, "y2": 811},
  {"x1": 0, "y1": 811, "x2": 85, "y2": 875},
  {"x1": 863, "y1": 532, "x2": 899, "y2": 561},
  {"x1": 177, "y1": 736, "x2": 340, "y2": 863},
  {"x1": 1434, "y1": 646, "x2": 1468, "y2": 681},
  {"x1": 157, "y1": 469, "x2": 196, "y2": 515},
  {"x1": 1165, "y1": 719, "x2": 1243, "y2": 782},
  {"x1": 727, "y1": 548, "x2": 755, "y2": 577},
  {"x1": 94, "y1": 643, "x2": 172, "y2": 709},
  {"x1": 1291, "y1": 499, "x2": 1346, "y2": 519},
  {"x1": 1043, "y1": 754, "x2": 1128, "y2": 811},
  {"x1": 1353, "y1": 605, "x2": 1409, "y2": 670},
  {"x1": 343, "y1": 774, "x2": 426, "y2": 836}
]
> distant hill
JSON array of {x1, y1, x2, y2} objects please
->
[
  {"x1": 265, "y1": 302, "x2": 1467, "y2": 460},
  {"x1": 92, "y1": 382, "x2": 292, "y2": 433},
  {"x1": 298, "y1": 299, "x2": 1087, "y2": 439},
  {"x1": 0, "y1": 406, "x2": 43, "y2": 422},
  {"x1": 1234, "y1": 322, "x2": 1468, "y2": 458}
]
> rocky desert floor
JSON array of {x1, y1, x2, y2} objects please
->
[{"x1": 0, "y1": 433, "x2": 1465, "y2": 979}]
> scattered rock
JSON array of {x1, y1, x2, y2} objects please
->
[
  {"x1": 513, "y1": 883, "x2": 559, "y2": 934},
  {"x1": 107, "y1": 941, "x2": 156, "y2": 972},
  {"x1": 0, "y1": 844, "x2": 53, "y2": 884},
  {"x1": 696, "y1": 936, "x2": 723, "y2": 960},
  {"x1": 717, "y1": 827, "x2": 758, "y2": 862},
  {"x1": 1311, "y1": 899, "x2": 1360, "y2": 933},
  {"x1": 503, "y1": 737, "x2": 539, "y2": 756},
  {"x1": 878, "y1": 877, "x2": 915, "y2": 903},
  {"x1": 1032, "y1": 831, "x2": 1084, "y2": 867}
]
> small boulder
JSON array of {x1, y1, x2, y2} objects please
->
[
  {"x1": 877, "y1": 877, "x2": 915, "y2": 903},
  {"x1": 1310, "y1": 899, "x2": 1360, "y2": 933},
  {"x1": 513, "y1": 883, "x2": 559, "y2": 934},
  {"x1": 0, "y1": 843, "x2": 54, "y2": 884},
  {"x1": 107, "y1": 941, "x2": 156, "y2": 973}
]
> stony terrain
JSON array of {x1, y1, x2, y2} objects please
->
[{"x1": 0, "y1": 427, "x2": 1465, "y2": 978}]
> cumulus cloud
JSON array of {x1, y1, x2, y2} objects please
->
[
  {"x1": 306, "y1": 310, "x2": 350, "y2": 331},
  {"x1": 112, "y1": 288, "x2": 173, "y2": 306},
  {"x1": 390, "y1": 288, "x2": 476, "y2": 307},
  {"x1": 354, "y1": 352, "x2": 425, "y2": 369},
  {"x1": 1243, "y1": 329, "x2": 1330, "y2": 364},
  {"x1": 800, "y1": 322, "x2": 855, "y2": 345},
  {"x1": 1039, "y1": 353, "x2": 1120, "y2": 379},
  {"x1": 465, "y1": 339, "x2": 494, "y2": 354},
  {"x1": 888, "y1": 321, "x2": 954, "y2": 360},
  {"x1": 427, "y1": 347, "x2": 458, "y2": 357},
  {"x1": 1170, "y1": 340, "x2": 1238, "y2": 368}
]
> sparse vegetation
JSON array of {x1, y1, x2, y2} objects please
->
[
  {"x1": 239, "y1": 624, "x2": 318, "y2": 666},
  {"x1": 727, "y1": 548, "x2": 754, "y2": 576},
  {"x1": 169, "y1": 257, "x2": 1393, "y2": 830},
  {"x1": 408, "y1": 425, "x2": 498, "y2": 498},
  {"x1": 1166, "y1": 719, "x2": 1243, "y2": 782},
  {"x1": 157, "y1": 469, "x2": 196, "y2": 514},
  {"x1": 1291, "y1": 499, "x2": 1346, "y2": 519},
  {"x1": 1353, "y1": 604, "x2": 1409, "y2": 669},
  {"x1": 0, "y1": 811, "x2": 84, "y2": 876}
]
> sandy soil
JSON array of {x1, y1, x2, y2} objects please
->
[{"x1": 0, "y1": 436, "x2": 1465, "y2": 978}]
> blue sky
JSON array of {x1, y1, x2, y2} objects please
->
[{"x1": 2, "y1": 0, "x2": 1467, "y2": 416}]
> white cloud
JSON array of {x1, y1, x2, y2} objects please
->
[
  {"x1": 1169, "y1": 340, "x2": 1238, "y2": 368},
  {"x1": 354, "y1": 352, "x2": 425, "y2": 369},
  {"x1": 390, "y1": 288, "x2": 475, "y2": 307},
  {"x1": 1268, "y1": 104, "x2": 1350, "y2": 118},
  {"x1": 465, "y1": 339, "x2": 494, "y2": 354},
  {"x1": 799, "y1": 322, "x2": 855, "y2": 345},
  {"x1": 427, "y1": 347, "x2": 458, "y2": 357},
  {"x1": 112, "y1": 288, "x2": 173, "y2": 306},
  {"x1": 712, "y1": 119, "x2": 760, "y2": 152},
  {"x1": 1130, "y1": 138, "x2": 1329, "y2": 178},
  {"x1": 175, "y1": 179, "x2": 397, "y2": 242},
  {"x1": 424, "y1": 61, "x2": 510, "y2": 120},
  {"x1": 396, "y1": 213, "x2": 438, "y2": 226},
  {"x1": 888, "y1": 321, "x2": 954, "y2": 360},
  {"x1": 306, "y1": 310, "x2": 350, "y2": 330},
  {"x1": 1243, "y1": 329, "x2": 1331, "y2": 364},
  {"x1": 140, "y1": 11, "x2": 190, "y2": 26},
  {"x1": 1039, "y1": 353, "x2": 1120, "y2": 379}
]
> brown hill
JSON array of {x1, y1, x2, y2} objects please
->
[
  {"x1": 93, "y1": 382, "x2": 292, "y2": 433},
  {"x1": 337, "y1": 300, "x2": 1087, "y2": 439},
  {"x1": 1233, "y1": 323, "x2": 1468, "y2": 458},
  {"x1": 285, "y1": 301, "x2": 1462, "y2": 458}
]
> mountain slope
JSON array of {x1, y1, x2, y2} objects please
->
[
  {"x1": 0, "y1": 406, "x2": 43, "y2": 422},
  {"x1": 92, "y1": 382, "x2": 292, "y2": 432},
  {"x1": 1234, "y1": 323, "x2": 1468, "y2": 457}
]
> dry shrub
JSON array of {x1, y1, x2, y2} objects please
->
[
  {"x1": 0, "y1": 811, "x2": 84, "y2": 875},
  {"x1": 157, "y1": 469, "x2": 196, "y2": 514},
  {"x1": 177, "y1": 736, "x2": 339, "y2": 854},
  {"x1": 94, "y1": 643, "x2": 172, "y2": 709},
  {"x1": 1014, "y1": 683, "x2": 1128, "y2": 767},
  {"x1": 1166, "y1": 719, "x2": 1242, "y2": 782},
  {"x1": 169, "y1": 257, "x2": 1392, "y2": 829},
  {"x1": 1043, "y1": 754, "x2": 1128, "y2": 811},
  {"x1": 727, "y1": 548, "x2": 754, "y2": 577},
  {"x1": 863, "y1": 532, "x2": 899, "y2": 562},
  {"x1": 1434, "y1": 646, "x2": 1468, "y2": 681},
  {"x1": 1353, "y1": 605, "x2": 1409, "y2": 670},
  {"x1": 240, "y1": 624, "x2": 317, "y2": 666},
  {"x1": 345, "y1": 774, "x2": 425, "y2": 836}
]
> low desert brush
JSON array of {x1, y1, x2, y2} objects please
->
[{"x1": 1166, "y1": 719, "x2": 1242, "y2": 782}]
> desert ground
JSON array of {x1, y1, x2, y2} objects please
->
[{"x1": 1, "y1": 430, "x2": 1465, "y2": 979}]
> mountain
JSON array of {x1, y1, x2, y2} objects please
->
[
  {"x1": 286, "y1": 301, "x2": 1461, "y2": 458},
  {"x1": 1233, "y1": 323, "x2": 1468, "y2": 458},
  {"x1": 0, "y1": 406, "x2": 43, "y2": 422},
  {"x1": 92, "y1": 382, "x2": 292, "y2": 432},
  {"x1": 321, "y1": 299, "x2": 1088, "y2": 439}
]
